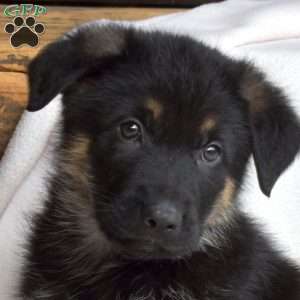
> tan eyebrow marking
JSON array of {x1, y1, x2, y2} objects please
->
[
  {"x1": 146, "y1": 98, "x2": 163, "y2": 120},
  {"x1": 199, "y1": 116, "x2": 217, "y2": 134},
  {"x1": 206, "y1": 177, "x2": 236, "y2": 226}
]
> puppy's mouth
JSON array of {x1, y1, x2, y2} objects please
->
[
  {"x1": 102, "y1": 228, "x2": 200, "y2": 261},
  {"x1": 96, "y1": 201, "x2": 201, "y2": 260},
  {"x1": 117, "y1": 239, "x2": 196, "y2": 261}
]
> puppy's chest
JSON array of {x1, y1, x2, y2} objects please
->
[
  {"x1": 71, "y1": 263, "x2": 227, "y2": 300},
  {"x1": 27, "y1": 256, "x2": 233, "y2": 300},
  {"x1": 79, "y1": 283, "x2": 202, "y2": 300}
]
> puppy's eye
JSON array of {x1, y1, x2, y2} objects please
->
[
  {"x1": 119, "y1": 119, "x2": 142, "y2": 141},
  {"x1": 201, "y1": 143, "x2": 222, "y2": 163}
]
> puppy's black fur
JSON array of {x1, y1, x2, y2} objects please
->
[{"x1": 22, "y1": 24, "x2": 300, "y2": 299}]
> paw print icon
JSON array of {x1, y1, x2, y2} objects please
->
[{"x1": 4, "y1": 16, "x2": 45, "y2": 48}]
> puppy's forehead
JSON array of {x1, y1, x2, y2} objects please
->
[
  {"x1": 145, "y1": 98, "x2": 218, "y2": 129},
  {"x1": 141, "y1": 97, "x2": 223, "y2": 146},
  {"x1": 70, "y1": 31, "x2": 240, "y2": 137}
]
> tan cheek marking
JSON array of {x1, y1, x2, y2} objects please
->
[
  {"x1": 57, "y1": 134, "x2": 113, "y2": 259},
  {"x1": 67, "y1": 134, "x2": 90, "y2": 161},
  {"x1": 61, "y1": 134, "x2": 91, "y2": 184},
  {"x1": 206, "y1": 177, "x2": 236, "y2": 225},
  {"x1": 199, "y1": 116, "x2": 217, "y2": 134},
  {"x1": 146, "y1": 98, "x2": 163, "y2": 120}
]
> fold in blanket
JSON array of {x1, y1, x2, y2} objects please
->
[{"x1": 1, "y1": 0, "x2": 300, "y2": 298}]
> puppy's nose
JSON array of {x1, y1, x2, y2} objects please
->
[{"x1": 144, "y1": 202, "x2": 182, "y2": 233}]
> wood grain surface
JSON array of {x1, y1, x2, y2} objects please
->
[
  {"x1": 10, "y1": 0, "x2": 221, "y2": 7},
  {"x1": 0, "y1": 5, "x2": 183, "y2": 158}
]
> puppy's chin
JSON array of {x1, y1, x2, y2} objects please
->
[{"x1": 111, "y1": 237, "x2": 199, "y2": 261}]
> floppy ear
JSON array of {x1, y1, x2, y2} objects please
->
[
  {"x1": 27, "y1": 24, "x2": 127, "y2": 112},
  {"x1": 239, "y1": 64, "x2": 300, "y2": 196}
]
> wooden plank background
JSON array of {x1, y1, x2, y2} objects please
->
[
  {"x1": 0, "y1": 1, "x2": 221, "y2": 7},
  {"x1": 0, "y1": 5, "x2": 183, "y2": 158},
  {"x1": 17, "y1": 0, "x2": 223, "y2": 7}
]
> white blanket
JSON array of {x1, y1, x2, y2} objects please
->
[{"x1": 1, "y1": 0, "x2": 300, "y2": 298}]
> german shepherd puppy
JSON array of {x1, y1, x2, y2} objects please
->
[{"x1": 22, "y1": 24, "x2": 300, "y2": 299}]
